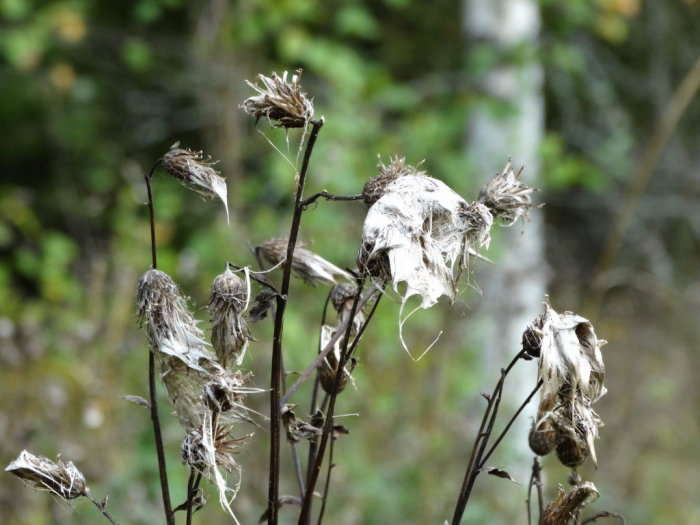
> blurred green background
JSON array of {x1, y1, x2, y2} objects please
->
[{"x1": 1, "y1": 0, "x2": 699, "y2": 523}]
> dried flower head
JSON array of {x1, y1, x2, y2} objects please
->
[
  {"x1": 208, "y1": 267, "x2": 252, "y2": 368},
  {"x1": 241, "y1": 70, "x2": 314, "y2": 128},
  {"x1": 203, "y1": 369, "x2": 259, "y2": 423},
  {"x1": 181, "y1": 416, "x2": 248, "y2": 524},
  {"x1": 527, "y1": 303, "x2": 607, "y2": 467},
  {"x1": 477, "y1": 159, "x2": 534, "y2": 226},
  {"x1": 359, "y1": 172, "x2": 493, "y2": 310},
  {"x1": 541, "y1": 481, "x2": 599, "y2": 525},
  {"x1": 257, "y1": 237, "x2": 352, "y2": 286},
  {"x1": 160, "y1": 143, "x2": 229, "y2": 221},
  {"x1": 362, "y1": 156, "x2": 426, "y2": 206},
  {"x1": 136, "y1": 268, "x2": 216, "y2": 372},
  {"x1": 6, "y1": 450, "x2": 86, "y2": 500},
  {"x1": 318, "y1": 324, "x2": 356, "y2": 395}
]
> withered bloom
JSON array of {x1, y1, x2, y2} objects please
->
[
  {"x1": 359, "y1": 166, "x2": 493, "y2": 310},
  {"x1": 160, "y1": 143, "x2": 229, "y2": 220},
  {"x1": 477, "y1": 159, "x2": 535, "y2": 226},
  {"x1": 541, "y1": 482, "x2": 599, "y2": 525},
  {"x1": 318, "y1": 324, "x2": 356, "y2": 395},
  {"x1": 527, "y1": 303, "x2": 607, "y2": 467},
  {"x1": 136, "y1": 268, "x2": 216, "y2": 373},
  {"x1": 257, "y1": 237, "x2": 352, "y2": 286},
  {"x1": 181, "y1": 418, "x2": 248, "y2": 524},
  {"x1": 208, "y1": 267, "x2": 252, "y2": 367},
  {"x1": 362, "y1": 156, "x2": 426, "y2": 206},
  {"x1": 6, "y1": 450, "x2": 86, "y2": 500},
  {"x1": 241, "y1": 70, "x2": 314, "y2": 128}
]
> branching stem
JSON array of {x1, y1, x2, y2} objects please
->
[{"x1": 268, "y1": 118, "x2": 324, "y2": 525}]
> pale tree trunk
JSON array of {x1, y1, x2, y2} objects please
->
[{"x1": 463, "y1": 0, "x2": 547, "y2": 501}]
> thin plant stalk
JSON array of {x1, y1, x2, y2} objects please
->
[
  {"x1": 316, "y1": 430, "x2": 336, "y2": 525},
  {"x1": 451, "y1": 350, "x2": 527, "y2": 525},
  {"x1": 185, "y1": 469, "x2": 203, "y2": 525},
  {"x1": 297, "y1": 278, "x2": 366, "y2": 524},
  {"x1": 268, "y1": 118, "x2": 324, "y2": 525},
  {"x1": 144, "y1": 168, "x2": 175, "y2": 525},
  {"x1": 83, "y1": 491, "x2": 121, "y2": 525},
  {"x1": 526, "y1": 456, "x2": 544, "y2": 525}
]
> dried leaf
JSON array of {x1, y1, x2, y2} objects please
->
[
  {"x1": 481, "y1": 466, "x2": 520, "y2": 484},
  {"x1": 248, "y1": 289, "x2": 278, "y2": 323},
  {"x1": 122, "y1": 395, "x2": 150, "y2": 409}
]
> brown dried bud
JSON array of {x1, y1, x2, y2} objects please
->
[
  {"x1": 181, "y1": 425, "x2": 244, "y2": 475},
  {"x1": 529, "y1": 419, "x2": 557, "y2": 456},
  {"x1": 160, "y1": 144, "x2": 229, "y2": 220},
  {"x1": 258, "y1": 237, "x2": 351, "y2": 286},
  {"x1": 208, "y1": 267, "x2": 251, "y2": 367},
  {"x1": 330, "y1": 282, "x2": 357, "y2": 313},
  {"x1": 241, "y1": 70, "x2": 314, "y2": 128},
  {"x1": 362, "y1": 156, "x2": 426, "y2": 206},
  {"x1": 522, "y1": 313, "x2": 546, "y2": 359},
  {"x1": 555, "y1": 429, "x2": 589, "y2": 468},
  {"x1": 5, "y1": 450, "x2": 86, "y2": 500},
  {"x1": 477, "y1": 159, "x2": 534, "y2": 226}
]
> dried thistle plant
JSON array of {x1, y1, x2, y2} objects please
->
[
  {"x1": 527, "y1": 303, "x2": 607, "y2": 467},
  {"x1": 359, "y1": 168, "x2": 493, "y2": 310},
  {"x1": 241, "y1": 70, "x2": 314, "y2": 128},
  {"x1": 257, "y1": 237, "x2": 352, "y2": 286},
  {"x1": 5, "y1": 450, "x2": 86, "y2": 501},
  {"x1": 160, "y1": 143, "x2": 229, "y2": 221},
  {"x1": 208, "y1": 267, "x2": 252, "y2": 368},
  {"x1": 477, "y1": 159, "x2": 535, "y2": 226},
  {"x1": 136, "y1": 268, "x2": 216, "y2": 372}
]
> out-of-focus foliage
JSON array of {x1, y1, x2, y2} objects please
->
[{"x1": 1, "y1": 0, "x2": 699, "y2": 523}]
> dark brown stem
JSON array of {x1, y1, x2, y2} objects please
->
[
  {"x1": 145, "y1": 161, "x2": 160, "y2": 269},
  {"x1": 83, "y1": 491, "x2": 121, "y2": 525},
  {"x1": 478, "y1": 379, "x2": 543, "y2": 467},
  {"x1": 316, "y1": 431, "x2": 336, "y2": 525},
  {"x1": 280, "y1": 287, "x2": 378, "y2": 409},
  {"x1": 300, "y1": 191, "x2": 363, "y2": 209},
  {"x1": 268, "y1": 118, "x2": 324, "y2": 525},
  {"x1": 184, "y1": 470, "x2": 203, "y2": 525},
  {"x1": 451, "y1": 351, "x2": 525, "y2": 525},
  {"x1": 297, "y1": 278, "x2": 366, "y2": 524},
  {"x1": 149, "y1": 351, "x2": 174, "y2": 525},
  {"x1": 526, "y1": 456, "x2": 543, "y2": 525}
]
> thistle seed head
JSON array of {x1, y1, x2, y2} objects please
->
[
  {"x1": 477, "y1": 159, "x2": 534, "y2": 226},
  {"x1": 330, "y1": 282, "x2": 358, "y2": 313},
  {"x1": 208, "y1": 267, "x2": 251, "y2": 368},
  {"x1": 527, "y1": 303, "x2": 607, "y2": 467},
  {"x1": 5, "y1": 450, "x2": 86, "y2": 500},
  {"x1": 362, "y1": 156, "x2": 426, "y2": 206},
  {"x1": 258, "y1": 237, "x2": 352, "y2": 286},
  {"x1": 241, "y1": 70, "x2": 314, "y2": 128},
  {"x1": 360, "y1": 173, "x2": 493, "y2": 309},
  {"x1": 160, "y1": 144, "x2": 229, "y2": 220},
  {"x1": 136, "y1": 268, "x2": 215, "y2": 373}
]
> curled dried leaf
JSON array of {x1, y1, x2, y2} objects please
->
[{"x1": 258, "y1": 237, "x2": 352, "y2": 286}]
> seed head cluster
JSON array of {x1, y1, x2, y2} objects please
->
[{"x1": 526, "y1": 304, "x2": 607, "y2": 467}]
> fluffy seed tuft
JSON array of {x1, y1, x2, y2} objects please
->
[
  {"x1": 241, "y1": 70, "x2": 314, "y2": 128},
  {"x1": 5, "y1": 450, "x2": 86, "y2": 500}
]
